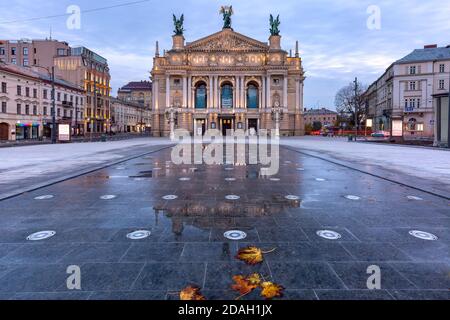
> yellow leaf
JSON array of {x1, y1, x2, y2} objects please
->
[
  {"x1": 180, "y1": 285, "x2": 206, "y2": 300},
  {"x1": 236, "y1": 246, "x2": 264, "y2": 265},
  {"x1": 231, "y1": 275, "x2": 258, "y2": 295},
  {"x1": 261, "y1": 281, "x2": 284, "y2": 299}
]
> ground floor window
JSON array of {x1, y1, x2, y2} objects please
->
[{"x1": 16, "y1": 125, "x2": 39, "y2": 140}]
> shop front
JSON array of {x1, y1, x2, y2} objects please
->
[{"x1": 15, "y1": 122, "x2": 40, "y2": 140}]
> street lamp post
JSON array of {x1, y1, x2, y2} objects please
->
[
  {"x1": 271, "y1": 104, "x2": 283, "y2": 137},
  {"x1": 33, "y1": 65, "x2": 57, "y2": 143}
]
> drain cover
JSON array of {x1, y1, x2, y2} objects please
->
[
  {"x1": 409, "y1": 230, "x2": 438, "y2": 241},
  {"x1": 100, "y1": 195, "x2": 117, "y2": 200},
  {"x1": 407, "y1": 196, "x2": 423, "y2": 201},
  {"x1": 179, "y1": 177, "x2": 191, "y2": 181},
  {"x1": 316, "y1": 230, "x2": 342, "y2": 240},
  {"x1": 126, "y1": 230, "x2": 151, "y2": 240},
  {"x1": 34, "y1": 195, "x2": 54, "y2": 200},
  {"x1": 315, "y1": 178, "x2": 326, "y2": 182},
  {"x1": 26, "y1": 230, "x2": 56, "y2": 241},
  {"x1": 270, "y1": 178, "x2": 280, "y2": 181},
  {"x1": 225, "y1": 195, "x2": 240, "y2": 200},
  {"x1": 225, "y1": 178, "x2": 236, "y2": 181},
  {"x1": 345, "y1": 195, "x2": 360, "y2": 200},
  {"x1": 285, "y1": 195, "x2": 300, "y2": 200},
  {"x1": 162, "y1": 195, "x2": 178, "y2": 200},
  {"x1": 224, "y1": 230, "x2": 247, "y2": 240}
]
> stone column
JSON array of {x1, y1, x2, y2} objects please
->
[
  {"x1": 152, "y1": 79, "x2": 160, "y2": 136},
  {"x1": 243, "y1": 78, "x2": 247, "y2": 109},
  {"x1": 262, "y1": 76, "x2": 266, "y2": 109},
  {"x1": 259, "y1": 81, "x2": 263, "y2": 109},
  {"x1": 236, "y1": 76, "x2": 240, "y2": 108},
  {"x1": 165, "y1": 75, "x2": 170, "y2": 108},
  {"x1": 209, "y1": 76, "x2": 213, "y2": 109},
  {"x1": 283, "y1": 76, "x2": 288, "y2": 108},
  {"x1": 217, "y1": 77, "x2": 221, "y2": 109},
  {"x1": 214, "y1": 76, "x2": 219, "y2": 109},
  {"x1": 266, "y1": 75, "x2": 271, "y2": 107},
  {"x1": 187, "y1": 76, "x2": 191, "y2": 108},
  {"x1": 182, "y1": 76, "x2": 187, "y2": 107},
  {"x1": 295, "y1": 79, "x2": 300, "y2": 110}
]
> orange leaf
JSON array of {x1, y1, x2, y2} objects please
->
[
  {"x1": 179, "y1": 285, "x2": 206, "y2": 300},
  {"x1": 231, "y1": 275, "x2": 259, "y2": 295},
  {"x1": 260, "y1": 281, "x2": 284, "y2": 299},
  {"x1": 236, "y1": 246, "x2": 264, "y2": 265}
]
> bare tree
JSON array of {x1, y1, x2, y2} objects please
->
[{"x1": 334, "y1": 80, "x2": 367, "y2": 128}]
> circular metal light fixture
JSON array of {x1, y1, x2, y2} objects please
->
[
  {"x1": 224, "y1": 230, "x2": 247, "y2": 240},
  {"x1": 100, "y1": 195, "x2": 117, "y2": 200},
  {"x1": 345, "y1": 195, "x2": 361, "y2": 200},
  {"x1": 407, "y1": 196, "x2": 423, "y2": 201},
  {"x1": 225, "y1": 195, "x2": 240, "y2": 200},
  {"x1": 409, "y1": 230, "x2": 438, "y2": 241},
  {"x1": 315, "y1": 178, "x2": 326, "y2": 182},
  {"x1": 34, "y1": 195, "x2": 54, "y2": 200},
  {"x1": 225, "y1": 177, "x2": 236, "y2": 181},
  {"x1": 26, "y1": 230, "x2": 56, "y2": 241},
  {"x1": 179, "y1": 177, "x2": 191, "y2": 181},
  {"x1": 316, "y1": 230, "x2": 342, "y2": 240},
  {"x1": 270, "y1": 178, "x2": 280, "y2": 181},
  {"x1": 285, "y1": 195, "x2": 300, "y2": 200},
  {"x1": 126, "y1": 230, "x2": 151, "y2": 240},
  {"x1": 162, "y1": 195, "x2": 178, "y2": 200}
]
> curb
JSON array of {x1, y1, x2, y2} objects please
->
[
  {"x1": 0, "y1": 144, "x2": 173, "y2": 201},
  {"x1": 283, "y1": 145, "x2": 450, "y2": 201}
]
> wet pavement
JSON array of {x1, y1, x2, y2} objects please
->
[{"x1": 0, "y1": 146, "x2": 449, "y2": 300}]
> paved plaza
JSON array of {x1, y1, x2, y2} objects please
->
[{"x1": 0, "y1": 138, "x2": 449, "y2": 300}]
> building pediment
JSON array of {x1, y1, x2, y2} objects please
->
[{"x1": 186, "y1": 29, "x2": 268, "y2": 52}]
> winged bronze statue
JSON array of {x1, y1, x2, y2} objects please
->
[
  {"x1": 173, "y1": 14, "x2": 185, "y2": 36},
  {"x1": 269, "y1": 14, "x2": 281, "y2": 36}
]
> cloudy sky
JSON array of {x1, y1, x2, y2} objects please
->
[{"x1": 1, "y1": 0, "x2": 449, "y2": 109}]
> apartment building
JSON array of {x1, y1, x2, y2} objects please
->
[
  {"x1": 117, "y1": 81, "x2": 152, "y2": 109},
  {"x1": 54, "y1": 47, "x2": 111, "y2": 135},
  {"x1": 0, "y1": 62, "x2": 85, "y2": 141},
  {"x1": 364, "y1": 44, "x2": 450, "y2": 145},
  {"x1": 303, "y1": 108, "x2": 338, "y2": 127},
  {"x1": 0, "y1": 39, "x2": 70, "y2": 68},
  {"x1": 110, "y1": 97, "x2": 151, "y2": 133}
]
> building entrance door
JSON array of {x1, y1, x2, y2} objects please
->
[
  {"x1": 221, "y1": 118, "x2": 233, "y2": 136},
  {"x1": 248, "y1": 119, "x2": 258, "y2": 134},
  {"x1": 194, "y1": 119, "x2": 206, "y2": 136},
  {"x1": 0, "y1": 123, "x2": 9, "y2": 140}
]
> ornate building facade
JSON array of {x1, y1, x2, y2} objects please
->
[{"x1": 151, "y1": 10, "x2": 305, "y2": 137}]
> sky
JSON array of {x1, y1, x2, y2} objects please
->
[{"x1": 1, "y1": 0, "x2": 449, "y2": 109}]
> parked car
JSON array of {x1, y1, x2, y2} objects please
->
[{"x1": 371, "y1": 131, "x2": 389, "y2": 138}]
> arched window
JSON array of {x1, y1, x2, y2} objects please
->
[
  {"x1": 195, "y1": 82, "x2": 207, "y2": 109},
  {"x1": 247, "y1": 83, "x2": 259, "y2": 109},
  {"x1": 221, "y1": 84, "x2": 233, "y2": 109}
]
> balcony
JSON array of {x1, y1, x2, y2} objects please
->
[{"x1": 62, "y1": 101, "x2": 73, "y2": 107}]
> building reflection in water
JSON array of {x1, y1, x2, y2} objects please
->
[{"x1": 153, "y1": 196, "x2": 300, "y2": 236}]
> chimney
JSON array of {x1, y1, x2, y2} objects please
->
[
  {"x1": 424, "y1": 44, "x2": 437, "y2": 49},
  {"x1": 295, "y1": 41, "x2": 299, "y2": 57}
]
